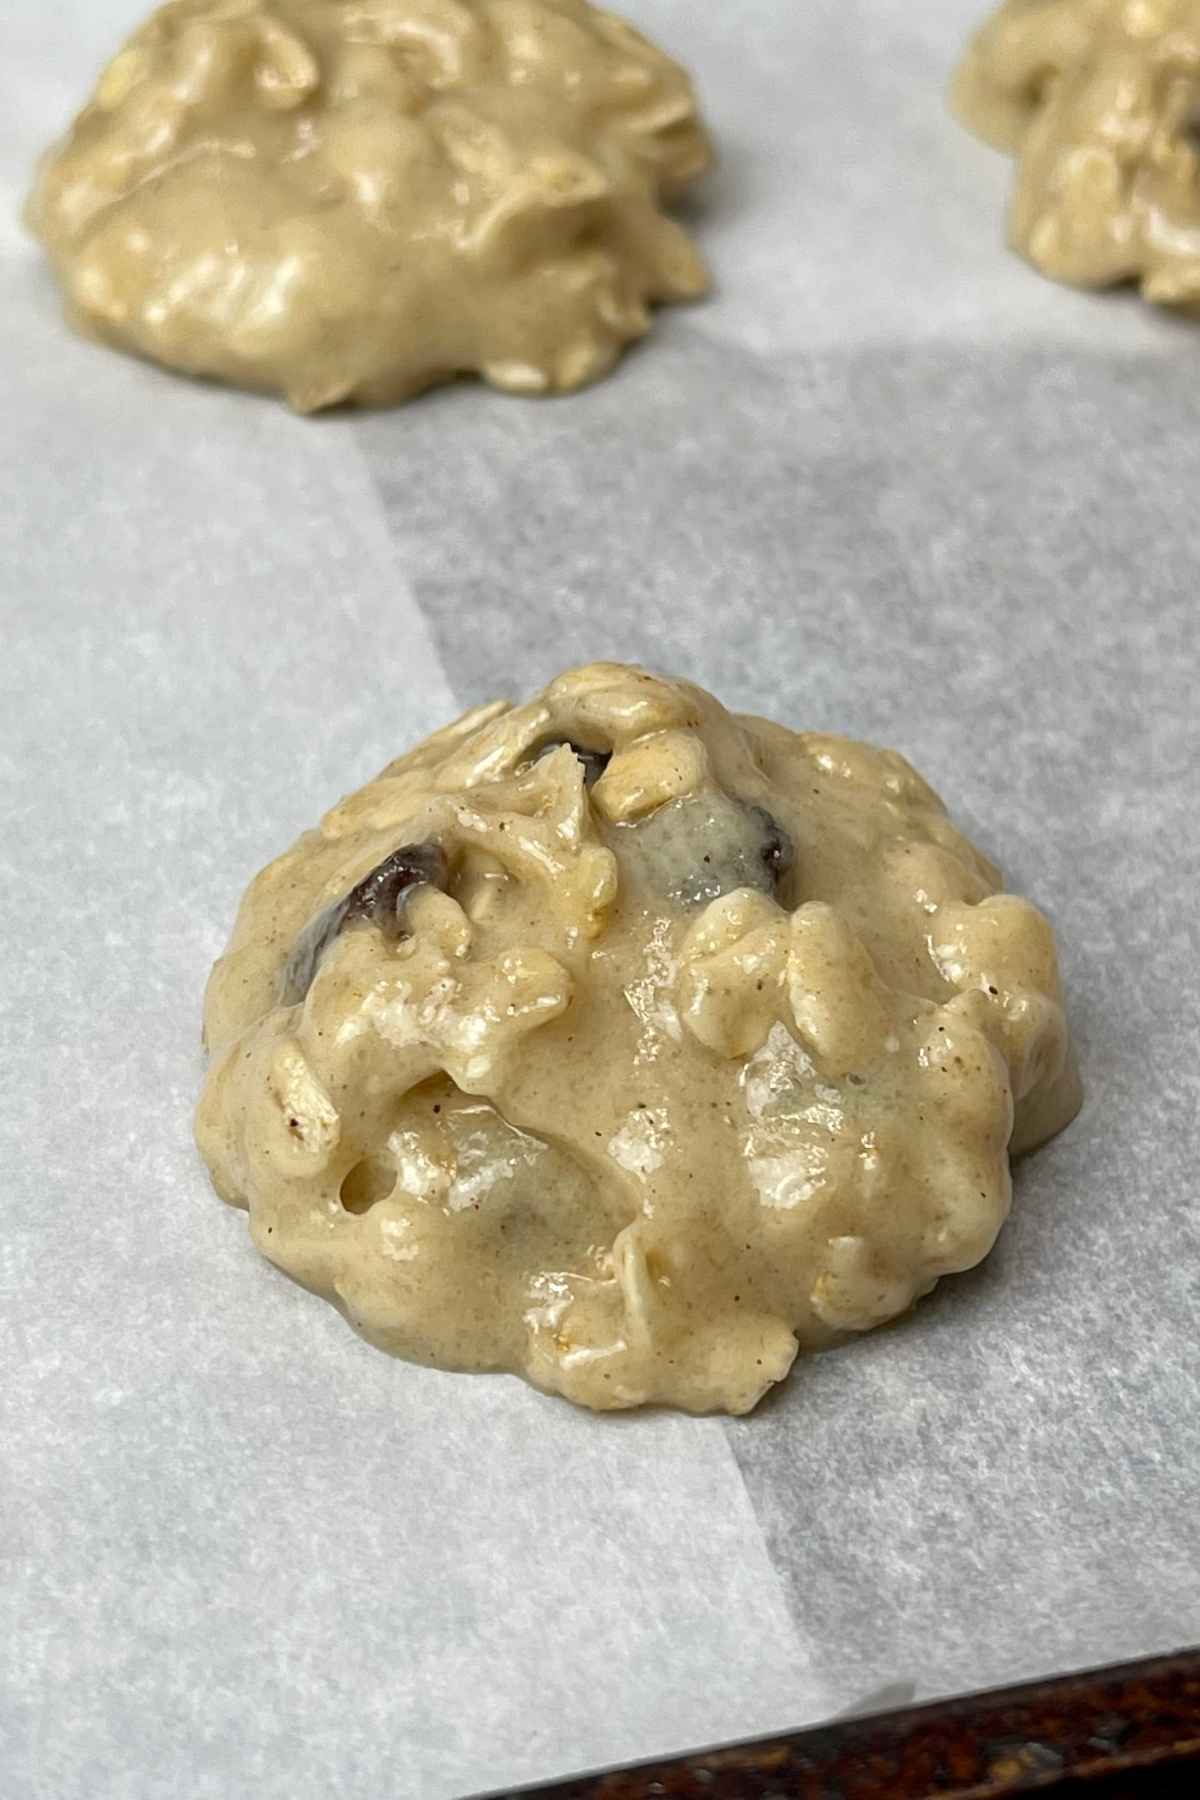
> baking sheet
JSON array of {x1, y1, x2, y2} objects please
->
[{"x1": 2, "y1": 3, "x2": 1198, "y2": 1796}]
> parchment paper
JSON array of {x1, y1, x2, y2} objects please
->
[{"x1": 2, "y1": 4, "x2": 1197, "y2": 1797}]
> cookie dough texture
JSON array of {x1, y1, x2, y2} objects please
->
[
  {"x1": 27, "y1": 0, "x2": 711, "y2": 410},
  {"x1": 955, "y1": 0, "x2": 1200, "y2": 310},
  {"x1": 197, "y1": 665, "x2": 1081, "y2": 1415}
]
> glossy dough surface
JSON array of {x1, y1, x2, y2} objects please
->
[
  {"x1": 28, "y1": 0, "x2": 710, "y2": 410},
  {"x1": 955, "y1": 0, "x2": 1200, "y2": 310},
  {"x1": 197, "y1": 665, "x2": 1081, "y2": 1414}
]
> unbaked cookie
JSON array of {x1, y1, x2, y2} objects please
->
[
  {"x1": 28, "y1": 0, "x2": 711, "y2": 410},
  {"x1": 196, "y1": 665, "x2": 1080, "y2": 1414},
  {"x1": 955, "y1": 0, "x2": 1200, "y2": 311}
]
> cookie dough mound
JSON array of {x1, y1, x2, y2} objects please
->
[
  {"x1": 955, "y1": 0, "x2": 1200, "y2": 309},
  {"x1": 196, "y1": 665, "x2": 1081, "y2": 1414},
  {"x1": 27, "y1": 0, "x2": 711, "y2": 410}
]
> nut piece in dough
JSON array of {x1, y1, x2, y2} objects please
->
[
  {"x1": 954, "y1": 1, "x2": 1200, "y2": 311},
  {"x1": 196, "y1": 664, "x2": 1082, "y2": 1415},
  {"x1": 27, "y1": 0, "x2": 712, "y2": 410}
]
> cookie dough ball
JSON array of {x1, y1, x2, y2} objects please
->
[
  {"x1": 196, "y1": 664, "x2": 1080, "y2": 1414},
  {"x1": 955, "y1": 0, "x2": 1200, "y2": 310},
  {"x1": 27, "y1": 1, "x2": 711, "y2": 410}
]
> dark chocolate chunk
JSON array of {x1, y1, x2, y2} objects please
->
[
  {"x1": 280, "y1": 840, "x2": 447, "y2": 1005},
  {"x1": 626, "y1": 794, "x2": 795, "y2": 908},
  {"x1": 533, "y1": 738, "x2": 612, "y2": 787},
  {"x1": 751, "y1": 804, "x2": 794, "y2": 887}
]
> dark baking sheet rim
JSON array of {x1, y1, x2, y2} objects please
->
[{"x1": 474, "y1": 1646, "x2": 1200, "y2": 1798}]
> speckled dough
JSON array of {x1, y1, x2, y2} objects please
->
[
  {"x1": 27, "y1": 0, "x2": 711, "y2": 410},
  {"x1": 955, "y1": 0, "x2": 1200, "y2": 311},
  {"x1": 196, "y1": 665, "x2": 1081, "y2": 1414}
]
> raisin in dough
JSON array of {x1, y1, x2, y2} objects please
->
[
  {"x1": 955, "y1": 0, "x2": 1200, "y2": 311},
  {"x1": 27, "y1": 0, "x2": 711, "y2": 411},
  {"x1": 196, "y1": 664, "x2": 1081, "y2": 1415}
]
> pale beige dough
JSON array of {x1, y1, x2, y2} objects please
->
[
  {"x1": 27, "y1": 0, "x2": 711, "y2": 411},
  {"x1": 955, "y1": 0, "x2": 1200, "y2": 310},
  {"x1": 196, "y1": 664, "x2": 1081, "y2": 1414}
]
